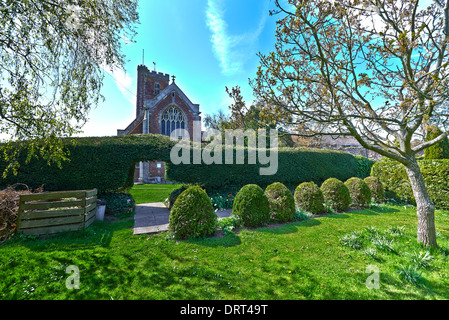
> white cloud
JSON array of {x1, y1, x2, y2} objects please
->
[
  {"x1": 104, "y1": 65, "x2": 135, "y2": 106},
  {"x1": 206, "y1": 0, "x2": 238, "y2": 75},
  {"x1": 205, "y1": 0, "x2": 267, "y2": 76}
]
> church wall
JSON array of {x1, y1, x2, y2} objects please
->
[
  {"x1": 147, "y1": 93, "x2": 198, "y2": 140},
  {"x1": 148, "y1": 161, "x2": 166, "y2": 182},
  {"x1": 124, "y1": 65, "x2": 201, "y2": 184},
  {"x1": 143, "y1": 76, "x2": 169, "y2": 101},
  {"x1": 135, "y1": 65, "x2": 170, "y2": 117}
]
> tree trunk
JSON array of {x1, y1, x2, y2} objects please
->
[{"x1": 404, "y1": 159, "x2": 438, "y2": 247}]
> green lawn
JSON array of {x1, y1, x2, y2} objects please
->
[
  {"x1": 1, "y1": 203, "x2": 448, "y2": 300},
  {"x1": 129, "y1": 183, "x2": 183, "y2": 204}
]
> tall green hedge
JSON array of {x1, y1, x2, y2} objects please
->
[
  {"x1": 166, "y1": 146, "x2": 358, "y2": 190},
  {"x1": 424, "y1": 126, "x2": 449, "y2": 160},
  {"x1": 0, "y1": 134, "x2": 174, "y2": 193},
  {"x1": 370, "y1": 160, "x2": 449, "y2": 209},
  {"x1": 1, "y1": 136, "x2": 359, "y2": 195},
  {"x1": 354, "y1": 155, "x2": 376, "y2": 179}
]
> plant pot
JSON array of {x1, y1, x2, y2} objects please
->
[{"x1": 96, "y1": 205, "x2": 106, "y2": 221}]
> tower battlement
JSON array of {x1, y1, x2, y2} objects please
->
[{"x1": 137, "y1": 64, "x2": 169, "y2": 81}]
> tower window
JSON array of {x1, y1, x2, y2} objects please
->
[{"x1": 154, "y1": 82, "x2": 160, "y2": 95}]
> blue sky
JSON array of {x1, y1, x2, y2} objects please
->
[{"x1": 80, "y1": 0, "x2": 278, "y2": 137}]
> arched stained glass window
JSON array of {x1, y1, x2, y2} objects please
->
[{"x1": 161, "y1": 106, "x2": 185, "y2": 136}]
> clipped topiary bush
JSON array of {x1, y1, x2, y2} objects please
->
[
  {"x1": 265, "y1": 182, "x2": 295, "y2": 223},
  {"x1": 232, "y1": 184, "x2": 270, "y2": 227},
  {"x1": 344, "y1": 177, "x2": 372, "y2": 208},
  {"x1": 168, "y1": 186, "x2": 217, "y2": 239},
  {"x1": 364, "y1": 176, "x2": 384, "y2": 203},
  {"x1": 294, "y1": 181, "x2": 325, "y2": 214},
  {"x1": 320, "y1": 178, "x2": 351, "y2": 212},
  {"x1": 165, "y1": 185, "x2": 189, "y2": 210}
]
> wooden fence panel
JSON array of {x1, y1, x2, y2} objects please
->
[
  {"x1": 20, "y1": 199, "x2": 85, "y2": 211},
  {"x1": 17, "y1": 189, "x2": 98, "y2": 236},
  {"x1": 84, "y1": 208, "x2": 97, "y2": 228}
]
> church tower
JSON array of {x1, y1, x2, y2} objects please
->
[
  {"x1": 135, "y1": 65, "x2": 170, "y2": 117},
  {"x1": 118, "y1": 64, "x2": 202, "y2": 183}
]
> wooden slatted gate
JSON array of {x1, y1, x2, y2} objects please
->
[{"x1": 17, "y1": 189, "x2": 98, "y2": 236}]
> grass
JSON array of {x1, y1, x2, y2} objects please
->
[
  {"x1": 1, "y1": 203, "x2": 449, "y2": 300},
  {"x1": 128, "y1": 183, "x2": 183, "y2": 204}
]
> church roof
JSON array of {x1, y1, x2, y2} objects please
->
[
  {"x1": 145, "y1": 81, "x2": 200, "y2": 115},
  {"x1": 118, "y1": 74, "x2": 201, "y2": 136}
]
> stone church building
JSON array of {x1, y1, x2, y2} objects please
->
[{"x1": 117, "y1": 64, "x2": 202, "y2": 183}]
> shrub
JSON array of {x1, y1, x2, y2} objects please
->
[
  {"x1": 294, "y1": 182, "x2": 325, "y2": 214},
  {"x1": 371, "y1": 159, "x2": 449, "y2": 209},
  {"x1": 166, "y1": 146, "x2": 358, "y2": 190},
  {"x1": 98, "y1": 192, "x2": 135, "y2": 215},
  {"x1": 232, "y1": 184, "x2": 270, "y2": 227},
  {"x1": 265, "y1": 182, "x2": 295, "y2": 223},
  {"x1": 294, "y1": 209, "x2": 312, "y2": 221},
  {"x1": 210, "y1": 193, "x2": 234, "y2": 211},
  {"x1": 363, "y1": 176, "x2": 384, "y2": 203},
  {"x1": 165, "y1": 185, "x2": 189, "y2": 210},
  {"x1": 370, "y1": 160, "x2": 414, "y2": 203},
  {"x1": 168, "y1": 186, "x2": 217, "y2": 239},
  {"x1": 354, "y1": 155, "x2": 376, "y2": 179},
  {"x1": 344, "y1": 177, "x2": 371, "y2": 208},
  {"x1": 320, "y1": 178, "x2": 351, "y2": 212},
  {"x1": 424, "y1": 126, "x2": 449, "y2": 160},
  {"x1": 217, "y1": 216, "x2": 240, "y2": 236}
]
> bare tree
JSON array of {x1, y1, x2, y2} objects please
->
[
  {"x1": 252, "y1": 0, "x2": 449, "y2": 247},
  {"x1": 0, "y1": 0, "x2": 139, "y2": 176}
]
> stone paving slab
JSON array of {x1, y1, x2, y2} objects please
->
[
  {"x1": 133, "y1": 202, "x2": 232, "y2": 235},
  {"x1": 134, "y1": 223, "x2": 170, "y2": 235}
]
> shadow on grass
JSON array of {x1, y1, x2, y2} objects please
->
[
  {"x1": 259, "y1": 219, "x2": 321, "y2": 235},
  {"x1": 374, "y1": 271, "x2": 448, "y2": 299},
  {"x1": 320, "y1": 213, "x2": 351, "y2": 219},
  {"x1": 369, "y1": 205, "x2": 401, "y2": 214},
  {"x1": 187, "y1": 233, "x2": 242, "y2": 248},
  {"x1": 349, "y1": 209, "x2": 379, "y2": 216},
  {"x1": 11, "y1": 219, "x2": 132, "y2": 252},
  {"x1": 321, "y1": 205, "x2": 400, "y2": 218},
  {"x1": 188, "y1": 218, "x2": 322, "y2": 245}
]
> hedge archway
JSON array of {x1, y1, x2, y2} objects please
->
[
  {"x1": 1, "y1": 134, "x2": 360, "y2": 195},
  {"x1": 0, "y1": 134, "x2": 175, "y2": 193}
]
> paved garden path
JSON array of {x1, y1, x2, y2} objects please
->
[{"x1": 133, "y1": 202, "x2": 232, "y2": 235}]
